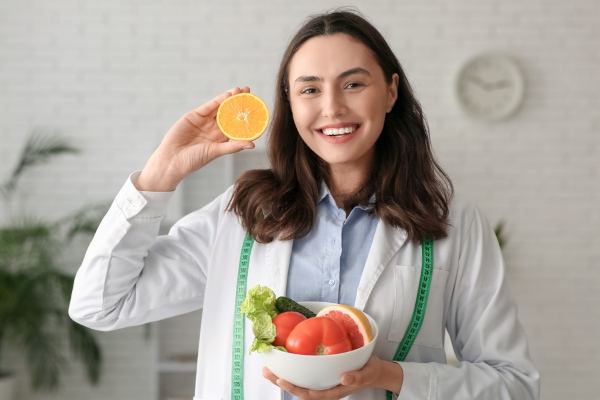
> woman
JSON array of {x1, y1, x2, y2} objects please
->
[{"x1": 69, "y1": 9, "x2": 540, "y2": 400}]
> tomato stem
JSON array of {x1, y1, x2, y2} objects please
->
[{"x1": 315, "y1": 344, "x2": 327, "y2": 355}]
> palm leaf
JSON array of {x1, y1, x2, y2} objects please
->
[
  {"x1": 1, "y1": 129, "x2": 79, "y2": 198},
  {"x1": 0, "y1": 131, "x2": 105, "y2": 391},
  {"x1": 67, "y1": 319, "x2": 102, "y2": 384},
  {"x1": 1, "y1": 270, "x2": 66, "y2": 390},
  {"x1": 0, "y1": 218, "x2": 59, "y2": 273},
  {"x1": 0, "y1": 220, "x2": 104, "y2": 390},
  {"x1": 23, "y1": 322, "x2": 66, "y2": 391}
]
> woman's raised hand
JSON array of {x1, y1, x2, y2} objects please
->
[{"x1": 135, "y1": 87, "x2": 254, "y2": 192}]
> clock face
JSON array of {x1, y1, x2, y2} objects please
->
[{"x1": 456, "y1": 53, "x2": 524, "y2": 121}]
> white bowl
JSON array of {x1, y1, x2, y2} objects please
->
[{"x1": 258, "y1": 301, "x2": 379, "y2": 390}]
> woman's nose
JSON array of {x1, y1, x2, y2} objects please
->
[{"x1": 321, "y1": 89, "x2": 346, "y2": 118}]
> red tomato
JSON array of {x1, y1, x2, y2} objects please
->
[
  {"x1": 272, "y1": 311, "x2": 307, "y2": 347},
  {"x1": 286, "y1": 316, "x2": 352, "y2": 355}
]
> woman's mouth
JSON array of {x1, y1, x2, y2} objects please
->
[{"x1": 319, "y1": 125, "x2": 360, "y2": 137}]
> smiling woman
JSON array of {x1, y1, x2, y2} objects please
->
[
  {"x1": 69, "y1": 8, "x2": 540, "y2": 400},
  {"x1": 230, "y1": 11, "x2": 453, "y2": 242},
  {"x1": 287, "y1": 35, "x2": 398, "y2": 193}
]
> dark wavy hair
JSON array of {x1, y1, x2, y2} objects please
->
[{"x1": 228, "y1": 9, "x2": 453, "y2": 244}]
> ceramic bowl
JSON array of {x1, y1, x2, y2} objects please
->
[{"x1": 258, "y1": 301, "x2": 379, "y2": 390}]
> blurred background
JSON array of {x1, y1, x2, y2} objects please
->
[{"x1": 0, "y1": 0, "x2": 598, "y2": 399}]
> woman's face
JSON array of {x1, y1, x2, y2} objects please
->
[{"x1": 287, "y1": 33, "x2": 398, "y2": 173}]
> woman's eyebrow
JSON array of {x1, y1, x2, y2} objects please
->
[
  {"x1": 294, "y1": 67, "x2": 371, "y2": 83},
  {"x1": 338, "y1": 67, "x2": 370, "y2": 79}
]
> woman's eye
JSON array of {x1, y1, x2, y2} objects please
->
[
  {"x1": 346, "y1": 82, "x2": 363, "y2": 89},
  {"x1": 300, "y1": 88, "x2": 318, "y2": 95}
]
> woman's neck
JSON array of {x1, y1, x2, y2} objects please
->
[{"x1": 327, "y1": 163, "x2": 372, "y2": 211}]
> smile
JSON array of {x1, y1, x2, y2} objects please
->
[{"x1": 319, "y1": 125, "x2": 359, "y2": 137}]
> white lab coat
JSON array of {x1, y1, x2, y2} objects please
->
[{"x1": 69, "y1": 173, "x2": 539, "y2": 400}]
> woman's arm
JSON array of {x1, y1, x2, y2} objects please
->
[
  {"x1": 135, "y1": 86, "x2": 254, "y2": 192},
  {"x1": 69, "y1": 87, "x2": 254, "y2": 331},
  {"x1": 68, "y1": 173, "x2": 232, "y2": 331}
]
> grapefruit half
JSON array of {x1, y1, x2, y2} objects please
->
[{"x1": 316, "y1": 304, "x2": 373, "y2": 350}]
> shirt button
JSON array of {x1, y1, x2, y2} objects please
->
[{"x1": 329, "y1": 279, "x2": 335, "y2": 286}]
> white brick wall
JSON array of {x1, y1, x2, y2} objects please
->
[{"x1": 1, "y1": 1, "x2": 598, "y2": 399}]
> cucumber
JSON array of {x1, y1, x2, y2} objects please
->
[{"x1": 275, "y1": 296, "x2": 317, "y2": 318}]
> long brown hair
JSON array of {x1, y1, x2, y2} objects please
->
[{"x1": 228, "y1": 9, "x2": 453, "y2": 244}]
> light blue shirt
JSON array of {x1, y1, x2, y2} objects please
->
[
  {"x1": 286, "y1": 183, "x2": 379, "y2": 309},
  {"x1": 284, "y1": 184, "x2": 378, "y2": 400}
]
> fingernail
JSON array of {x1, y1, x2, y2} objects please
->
[
  {"x1": 343, "y1": 376, "x2": 354, "y2": 385},
  {"x1": 242, "y1": 145, "x2": 253, "y2": 150}
]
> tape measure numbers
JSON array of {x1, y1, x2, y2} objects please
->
[{"x1": 230, "y1": 232, "x2": 254, "y2": 400}]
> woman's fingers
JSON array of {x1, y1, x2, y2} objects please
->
[
  {"x1": 262, "y1": 367, "x2": 301, "y2": 394},
  {"x1": 211, "y1": 140, "x2": 255, "y2": 158},
  {"x1": 192, "y1": 86, "x2": 251, "y2": 118},
  {"x1": 182, "y1": 86, "x2": 252, "y2": 135},
  {"x1": 191, "y1": 91, "x2": 233, "y2": 118},
  {"x1": 137, "y1": 87, "x2": 255, "y2": 190},
  {"x1": 262, "y1": 369, "x2": 307, "y2": 397},
  {"x1": 262, "y1": 367, "x2": 280, "y2": 385},
  {"x1": 262, "y1": 366, "x2": 359, "y2": 400},
  {"x1": 261, "y1": 357, "x2": 388, "y2": 400}
]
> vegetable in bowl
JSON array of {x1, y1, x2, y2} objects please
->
[
  {"x1": 240, "y1": 285, "x2": 373, "y2": 355},
  {"x1": 239, "y1": 285, "x2": 283, "y2": 353}
]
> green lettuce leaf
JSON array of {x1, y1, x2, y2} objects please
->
[
  {"x1": 240, "y1": 285, "x2": 278, "y2": 319},
  {"x1": 240, "y1": 285, "x2": 287, "y2": 353},
  {"x1": 249, "y1": 338, "x2": 286, "y2": 353}
]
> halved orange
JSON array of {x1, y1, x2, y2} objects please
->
[
  {"x1": 216, "y1": 93, "x2": 270, "y2": 141},
  {"x1": 316, "y1": 304, "x2": 374, "y2": 350}
]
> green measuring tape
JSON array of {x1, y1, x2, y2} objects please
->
[
  {"x1": 386, "y1": 238, "x2": 434, "y2": 400},
  {"x1": 230, "y1": 234, "x2": 433, "y2": 400},
  {"x1": 230, "y1": 232, "x2": 254, "y2": 400}
]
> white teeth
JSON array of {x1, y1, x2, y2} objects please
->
[{"x1": 321, "y1": 126, "x2": 357, "y2": 136}]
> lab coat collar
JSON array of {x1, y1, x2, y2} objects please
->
[{"x1": 354, "y1": 220, "x2": 407, "y2": 310}]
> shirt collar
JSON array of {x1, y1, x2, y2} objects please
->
[
  {"x1": 318, "y1": 181, "x2": 330, "y2": 204},
  {"x1": 318, "y1": 181, "x2": 375, "y2": 212}
]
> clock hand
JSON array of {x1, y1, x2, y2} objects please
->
[
  {"x1": 489, "y1": 79, "x2": 511, "y2": 90},
  {"x1": 465, "y1": 74, "x2": 491, "y2": 90}
]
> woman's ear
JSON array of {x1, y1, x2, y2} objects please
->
[{"x1": 387, "y1": 73, "x2": 400, "y2": 113}]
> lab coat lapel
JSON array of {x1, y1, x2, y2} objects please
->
[
  {"x1": 265, "y1": 235, "x2": 294, "y2": 297},
  {"x1": 354, "y1": 221, "x2": 407, "y2": 310},
  {"x1": 242, "y1": 235, "x2": 292, "y2": 399}
]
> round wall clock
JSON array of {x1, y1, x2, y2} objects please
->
[{"x1": 455, "y1": 53, "x2": 525, "y2": 121}]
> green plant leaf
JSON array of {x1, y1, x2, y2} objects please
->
[
  {"x1": 0, "y1": 218, "x2": 60, "y2": 273},
  {"x1": 67, "y1": 319, "x2": 102, "y2": 385},
  {"x1": 0, "y1": 131, "x2": 107, "y2": 392},
  {"x1": 23, "y1": 324, "x2": 66, "y2": 391},
  {"x1": 2, "y1": 270, "x2": 66, "y2": 390},
  {"x1": 1, "y1": 129, "x2": 79, "y2": 198}
]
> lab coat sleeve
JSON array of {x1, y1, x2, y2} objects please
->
[
  {"x1": 69, "y1": 172, "x2": 226, "y2": 331},
  {"x1": 398, "y1": 202, "x2": 540, "y2": 399}
]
